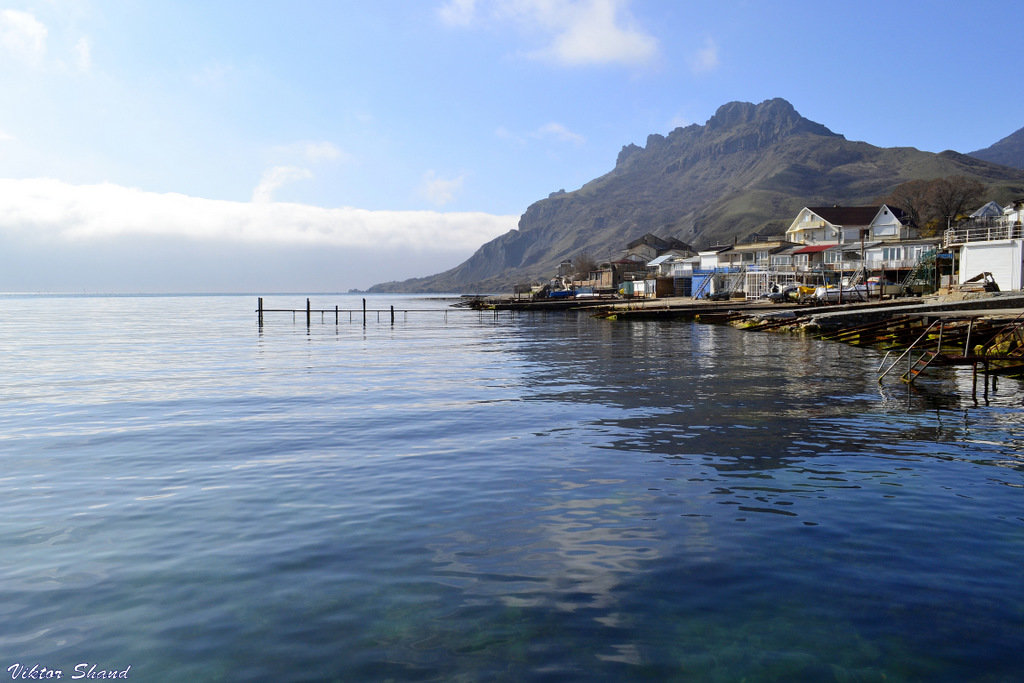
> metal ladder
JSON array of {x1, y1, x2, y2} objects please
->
[
  {"x1": 725, "y1": 266, "x2": 746, "y2": 295},
  {"x1": 847, "y1": 264, "x2": 866, "y2": 287},
  {"x1": 692, "y1": 268, "x2": 717, "y2": 298},
  {"x1": 878, "y1": 319, "x2": 943, "y2": 385},
  {"x1": 899, "y1": 249, "x2": 936, "y2": 296}
]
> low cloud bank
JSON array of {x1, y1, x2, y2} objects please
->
[{"x1": 0, "y1": 178, "x2": 518, "y2": 292}]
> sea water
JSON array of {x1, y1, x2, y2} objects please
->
[{"x1": 1, "y1": 294, "x2": 1022, "y2": 682}]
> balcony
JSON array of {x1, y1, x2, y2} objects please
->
[{"x1": 944, "y1": 219, "x2": 1024, "y2": 247}]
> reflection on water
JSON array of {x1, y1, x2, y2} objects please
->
[{"x1": 1, "y1": 296, "x2": 1023, "y2": 681}]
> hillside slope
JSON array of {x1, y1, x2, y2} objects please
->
[{"x1": 969, "y1": 126, "x2": 1024, "y2": 169}]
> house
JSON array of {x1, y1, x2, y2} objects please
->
[
  {"x1": 718, "y1": 239, "x2": 799, "y2": 270},
  {"x1": 647, "y1": 252, "x2": 691, "y2": 276},
  {"x1": 945, "y1": 199, "x2": 1024, "y2": 290},
  {"x1": 697, "y1": 245, "x2": 733, "y2": 271},
  {"x1": 791, "y1": 244, "x2": 833, "y2": 276},
  {"x1": 785, "y1": 205, "x2": 914, "y2": 245},
  {"x1": 624, "y1": 234, "x2": 693, "y2": 261}
]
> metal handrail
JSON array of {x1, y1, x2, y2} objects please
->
[{"x1": 878, "y1": 319, "x2": 940, "y2": 383}]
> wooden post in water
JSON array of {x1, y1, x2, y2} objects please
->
[
  {"x1": 362, "y1": 298, "x2": 367, "y2": 326},
  {"x1": 258, "y1": 297, "x2": 263, "y2": 327},
  {"x1": 335, "y1": 305, "x2": 339, "y2": 325},
  {"x1": 972, "y1": 361, "x2": 978, "y2": 402},
  {"x1": 306, "y1": 298, "x2": 311, "y2": 328},
  {"x1": 390, "y1": 305, "x2": 395, "y2": 325},
  {"x1": 984, "y1": 359, "x2": 990, "y2": 401}
]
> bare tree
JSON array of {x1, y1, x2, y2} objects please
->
[
  {"x1": 883, "y1": 176, "x2": 986, "y2": 237},
  {"x1": 573, "y1": 251, "x2": 598, "y2": 280},
  {"x1": 926, "y1": 175, "x2": 985, "y2": 231},
  {"x1": 882, "y1": 179, "x2": 931, "y2": 229}
]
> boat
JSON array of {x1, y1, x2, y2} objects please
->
[{"x1": 813, "y1": 284, "x2": 869, "y2": 303}]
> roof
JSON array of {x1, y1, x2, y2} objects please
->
[
  {"x1": 972, "y1": 201, "x2": 1003, "y2": 218},
  {"x1": 793, "y1": 244, "x2": 837, "y2": 254},
  {"x1": 730, "y1": 241, "x2": 796, "y2": 253},
  {"x1": 807, "y1": 205, "x2": 890, "y2": 226},
  {"x1": 626, "y1": 233, "x2": 693, "y2": 252}
]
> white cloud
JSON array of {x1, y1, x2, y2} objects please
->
[
  {"x1": 418, "y1": 170, "x2": 466, "y2": 207},
  {"x1": 250, "y1": 144, "x2": 348, "y2": 203},
  {"x1": 689, "y1": 37, "x2": 719, "y2": 74},
  {"x1": 0, "y1": 129, "x2": 14, "y2": 142},
  {"x1": 74, "y1": 36, "x2": 91, "y2": 72},
  {"x1": 0, "y1": 178, "x2": 516, "y2": 252},
  {"x1": 438, "y1": 0, "x2": 478, "y2": 27},
  {"x1": 667, "y1": 114, "x2": 691, "y2": 130},
  {"x1": 533, "y1": 0, "x2": 657, "y2": 66},
  {"x1": 192, "y1": 61, "x2": 235, "y2": 88},
  {"x1": 497, "y1": 122, "x2": 584, "y2": 145},
  {"x1": 275, "y1": 140, "x2": 345, "y2": 163},
  {"x1": 0, "y1": 9, "x2": 48, "y2": 66},
  {"x1": 301, "y1": 141, "x2": 343, "y2": 162},
  {"x1": 252, "y1": 166, "x2": 314, "y2": 203},
  {"x1": 535, "y1": 122, "x2": 584, "y2": 144},
  {"x1": 456, "y1": 0, "x2": 657, "y2": 67}
]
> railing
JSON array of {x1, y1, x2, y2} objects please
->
[{"x1": 944, "y1": 222, "x2": 1024, "y2": 247}]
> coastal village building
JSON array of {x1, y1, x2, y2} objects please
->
[
  {"x1": 665, "y1": 205, "x2": 939, "y2": 300},
  {"x1": 564, "y1": 199, "x2": 1024, "y2": 301},
  {"x1": 785, "y1": 205, "x2": 915, "y2": 245},
  {"x1": 945, "y1": 199, "x2": 1024, "y2": 291}
]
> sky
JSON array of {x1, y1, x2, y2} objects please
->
[{"x1": 1, "y1": 0, "x2": 1022, "y2": 293}]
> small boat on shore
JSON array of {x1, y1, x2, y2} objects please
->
[{"x1": 814, "y1": 284, "x2": 869, "y2": 303}]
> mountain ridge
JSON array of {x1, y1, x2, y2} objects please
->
[
  {"x1": 371, "y1": 98, "x2": 1024, "y2": 293},
  {"x1": 969, "y1": 126, "x2": 1024, "y2": 170}
]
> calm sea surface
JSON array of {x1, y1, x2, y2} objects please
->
[{"x1": 2, "y1": 294, "x2": 1022, "y2": 682}]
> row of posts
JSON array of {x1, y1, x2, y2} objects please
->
[{"x1": 257, "y1": 297, "x2": 394, "y2": 328}]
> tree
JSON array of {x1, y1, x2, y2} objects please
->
[
  {"x1": 882, "y1": 175, "x2": 986, "y2": 237},
  {"x1": 926, "y1": 175, "x2": 985, "y2": 232},
  {"x1": 882, "y1": 179, "x2": 931, "y2": 229},
  {"x1": 573, "y1": 251, "x2": 598, "y2": 280}
]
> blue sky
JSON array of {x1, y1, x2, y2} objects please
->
[{"x1": 1, "y1": 0, "x2": 1022, "y2": 292}]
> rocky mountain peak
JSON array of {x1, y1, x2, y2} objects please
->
[
  {"x1": 705, "y1": 98, "x2": 839, "y2": 141},
  {"x1": 615, "y1": 98, "x2": 839, "y2": 171}
]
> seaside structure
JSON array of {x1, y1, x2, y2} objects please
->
[
  {"x1": 682, "y1": 205, "x2": 934, "y2": 300},
  {"x1": 542, "y1": 199, "x2": 1024, "y2": 302},
  {"x1": 944, "y1": 199, "x2": 1024, "y2": 291}
]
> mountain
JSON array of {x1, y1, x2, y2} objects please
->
[
  {"x1": 969, "y1": 126, "x2": 1024, "y2": 169},
  {"x1": 371, "y1": 98, "x2": 1024, "y2": 293}
]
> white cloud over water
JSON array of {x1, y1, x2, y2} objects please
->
[
  {"x1": 0, "y1": 178, "x2": 515, "y2": 250},
  {"x1": 0, "y1": 178, "x2": 516, "y2": 291}
]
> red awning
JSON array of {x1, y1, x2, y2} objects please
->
[{"x1": 793, "y1": 244, "x2": 837, "y2": 254}]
